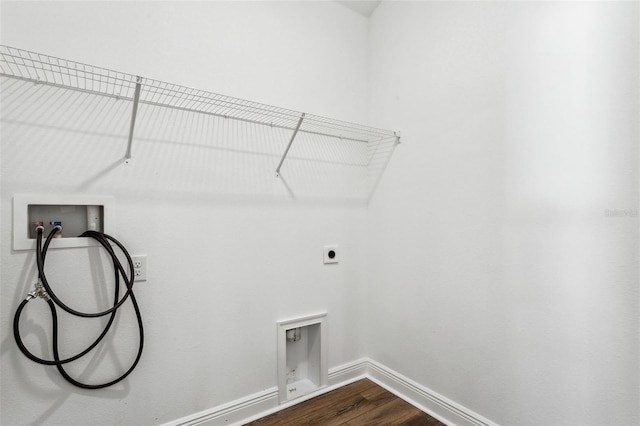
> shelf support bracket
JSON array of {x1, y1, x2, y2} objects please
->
[
  {"x1": 275, "y1": 112, "x2": 305, "y2": 177},
  {"x1": 124, "y1": 76, "x2": 143, "y2": 164}
]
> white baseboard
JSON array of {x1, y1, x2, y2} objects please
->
[
  {"x1": 161, "y1": 386, "x2": 279, "y2": 426},
  {"x1": 366, "y1": 359, "x2": 498, "y2": 426},
  {"x1": 163, "y1": 358, "x2": 497, "y2": 426},
  {"x1": 236, "y1": 358, "x2": 370, "y2": 426},
  {"x1": 328, "y1": 357, "x2": 369, "y2": 386}
]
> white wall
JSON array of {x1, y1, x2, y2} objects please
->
[
  {"x1": 0, "y1": 2, "x2": 370, "y2": 425},
  {"x1": 3, "y1": 2, "x2": 638, "y2": 426},
  {"x1": 367, "y1": 1, "x2": 639, "y2": 425}
]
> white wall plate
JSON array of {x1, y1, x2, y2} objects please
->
[{"x1": 13, "y1": 194, "x2": 115, "y2": 250}]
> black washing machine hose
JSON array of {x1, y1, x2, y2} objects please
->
[{"x1": 13, "y1": 226, "x2": 144, "y2": 389}]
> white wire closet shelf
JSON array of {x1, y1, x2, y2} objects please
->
[{"x1": 0, "y1": 45, "x2": 400, "y2": 201}]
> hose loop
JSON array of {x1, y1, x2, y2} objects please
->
[{"x1": 13, "y1": 226, "x2": 144, "y2": 388}]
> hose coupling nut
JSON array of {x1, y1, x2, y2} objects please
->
[{"x1": 28, "y1": 280, "x2": 50, "y2": 301}]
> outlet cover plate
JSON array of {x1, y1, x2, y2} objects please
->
[
  {"x1": 323, "y1": 245, "x2": 338, "y2": 264},
  {"x1": 132, "y1": 255, "x2": 147, "y2": 282}
]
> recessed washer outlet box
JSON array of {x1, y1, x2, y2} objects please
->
[
  {"x1": 13, "y1": 194, "x2": 114, "y2": 250},
  {"x1": 323, "y1": 245, "x2": 338, "y2": 264},
  {"x1": 277, "y1": 313, "x2": 327, "y2": 404}
]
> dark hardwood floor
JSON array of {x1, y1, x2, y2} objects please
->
[{"x1": 244, "y1": 379, "x2": 445, "y2": 425}]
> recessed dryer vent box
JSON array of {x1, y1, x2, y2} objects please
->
[
  {"x1": 277, "y1": 313, "x2": 327, "y2": 404},
  {"x1": 13, "y1": 194, "x2": 114, "y2": 250}
]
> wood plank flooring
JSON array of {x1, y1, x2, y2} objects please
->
[{"x1": 244, "y1": 379, "x2": 445, "y2": 426}]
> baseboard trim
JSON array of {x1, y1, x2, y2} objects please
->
[
  {"x1": 164, "y1": 358, "x2": 497, "y2": 426},
  {"x1": 366, "y1": 359, "x2": 498, "y2": 426},
  {"x1": 328, "y1": 357, "x2": 369, "y2": 385},
  {"x1": 237, "y1": 359, "x2": 369, "y2": 425},
  {"x1": 162, "y1": 387, "x2": 279, "y2": 426}
]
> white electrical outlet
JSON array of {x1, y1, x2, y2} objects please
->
[
  {"x1": 132, "y1": 255, "x2": 147, "y2": 282},
  {"x1": 323, "y1": 245, "x2": 338, "y2": 264}
]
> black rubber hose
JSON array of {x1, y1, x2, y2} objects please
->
[
  {"x1": 13, "y1": 295, "x2": 117, "y2": 366},
  {"x1": 13, "y1": 228, "x2": 120, "y2": 365},
  {"x1": 36, "y1": 227, "x2": 135, "y2": 317},
  {"x1": 13, "y1": 227, "x2": 144, "y2": 389}
]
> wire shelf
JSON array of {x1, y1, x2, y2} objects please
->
[
  {"x1": 0, "y1": 45, "x2": 399, "y2": 201},
  {"x1": 0, "y1": 45, "x2": 397, "y2": 143}
]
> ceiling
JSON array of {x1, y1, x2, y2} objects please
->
[{"x1": 336, "y1": 1, "x2": 382, "y2": 18}]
